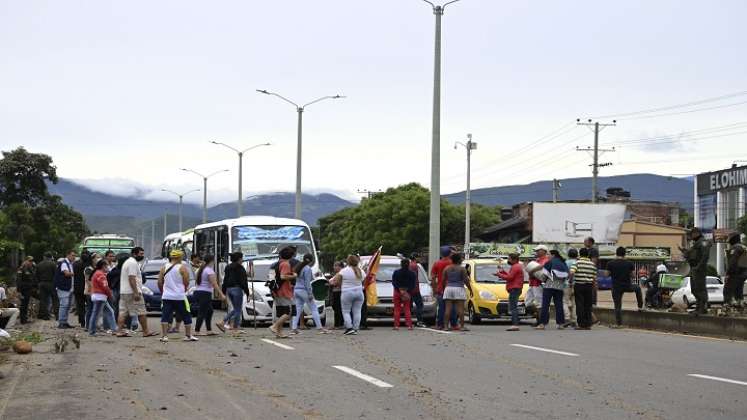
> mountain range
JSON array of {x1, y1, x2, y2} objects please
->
[
  {"x1": 49, "y1": 173, "x2": 694, "y2": 248},
  {"x1": 444, "y1": 173, "x2": 694, "y2": 211}
]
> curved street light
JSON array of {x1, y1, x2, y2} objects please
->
[
  {"x1": 161, "y1": 188, "x2": 200, "y2": 232},
  {"x1": 210, "y1": 141, "x2": 271, "y2": 217},
  {"x1": 180, "y1": 168, "x2": 229, "y2": 223},
  {"x1": 257, "y1": 89, "x2": 345, "y2": 219}
]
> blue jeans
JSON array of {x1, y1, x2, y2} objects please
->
[
  {"x1": 223, "y1": 287, "x2": 244, "y2": 328},
  {"x1": 436, "y1": 294, "x2": 459, "y2": 328},
  {"x1": 508, "y1": 288, "x2": 522, "y2": 326},
  {"x1": 89, "y1": 300, "x2": 117, "y2": 335},
  {"x1": 341, "y1": 287, "x2": 364, "y2": 330},
  {"x1": 410, "y1": 293, "x2": 424, "y2": 324},
  {"x1": 539, "y1": 288, "x2": 565, "y2": 326},
  {"x1": 293, "y1": 289, "x2": 322, "y2": 330},
  {"x1": 57, "y1": 289, "x2": 72, "y2": 326}
]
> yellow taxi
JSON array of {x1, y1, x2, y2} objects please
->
[{"x1": 464, "y1": 258, "x2": 530, "y2": 324}]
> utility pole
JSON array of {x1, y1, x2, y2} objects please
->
[
  {"x1": 151, "y1": 219, "x2": 156, "y2": 258},
  {"x1": 163, "y1": 212, "x2": 168, "y2": 238},
  {"x1": 421, "y1": 0, "x2": 461, "y2": 271},
  {"x1": 455, "y1": 133, "x2": 477, "y2": 256},
  {"x1": 552, "y1": 179, "x2": 562, "y2": 203},
  {"x1": 576, "y1": 119, "x2": 616, "y2": 203}
]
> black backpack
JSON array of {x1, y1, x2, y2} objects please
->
[{"x1": 53, "y1": 261, "x2": 73, "y2": 291}]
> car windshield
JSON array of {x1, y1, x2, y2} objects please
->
[
  {"x1": 372, "y1": 263, "x2": 429, "y2": 284},
  {"x1": 474, "y1": 264, "x2": 504, "y2": 284},
  {"x1": 231, "y1": 225, "x2": 314, "y2": 259},
  {"x1": 706, "y1": 277, "x2": 722, "y2": 285}
]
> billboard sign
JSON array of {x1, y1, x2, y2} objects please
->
[
  {"x1": 696, "y1": 165, "x2": 747, "y2": 195},
  {"x1": 532, "y1": 203, "x2": 626, "y2": 244}
]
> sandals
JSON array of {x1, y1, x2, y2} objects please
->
[
  {"x1": 143, "y1": 332, "x2": 159, "y2": 338},
  {"x1": 116, "y1": 332, "x2": 133, "y2": 338},
  {"x1": 216, "y1": 323, "x2": 226, "y2": 333}
]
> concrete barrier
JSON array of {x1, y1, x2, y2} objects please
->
[{"x1": 594, "y1": 308, "x2": 747, "y2": 340}]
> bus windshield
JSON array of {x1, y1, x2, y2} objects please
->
[{"x1": 231, "y1": 225, "x2": 314, "y2": 259}]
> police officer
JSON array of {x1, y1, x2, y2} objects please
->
[
  {"x1": 680, "y1": 228, "x2": 711, "y2": 315},
  {"x1": 725, "y1": 233, "x2": 746, "y2": 311},
  {"x1": 15, "y1": 256, "x2": 37, "y2": 324}
]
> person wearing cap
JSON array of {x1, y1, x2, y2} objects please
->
[
  {"x1": 430, "y1": 246, "x2": 458, "y2": 330},
  {"x1": 158, "y1": 249, "x2": 198, "y2": 342},
  {"x1": 646, "y1": 262, "x2": 667, "y2": 309},
  {"x1": 679, "y1": 228, "x2": 711, "y2": 315},
  {"x1": 15, "y1": 256, "x2": 36, "y2": 324},
  {"x1": 724, "y1": 233, "x2": 746, "y2": 310},
  {"x1": 526, "y1": 245, "x2": 550, "y2": 325}
]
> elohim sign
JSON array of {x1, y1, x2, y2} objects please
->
[{"x1": 697, "y1": 165, "x2": 747, "y2": 195}]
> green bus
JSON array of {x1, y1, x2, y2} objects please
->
[{"x1": 78, "y1": 234, "x2": 135, "y2": 256}]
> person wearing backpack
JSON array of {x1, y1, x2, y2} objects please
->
[
  {"x1": 55, "y1": 250, "x2": 77, "y2": 329},
  {"x1": 725, "y1": 233, "x2": 747, "y2": 310}
]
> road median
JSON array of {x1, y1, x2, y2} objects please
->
[{"x1": 594, "y1": 308, "x2": 747, "y2": 340}]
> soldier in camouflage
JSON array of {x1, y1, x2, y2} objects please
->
[
  {"x1": 725, "y1": 233, "x2": 746, "y2": 310},
  {"x1": 680, "y1": 228, "x2": 711, "y2": 315}
]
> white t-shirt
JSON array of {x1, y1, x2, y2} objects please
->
[
  {"x1": 162, "y1": 263, "x2": 187, "y2": 301},
  {"x1": 119, "y1": 257, "x2": 143, "y2": 295},
  {"x1": 340, "y1": 266, "x2": 364, "y2": 290}
]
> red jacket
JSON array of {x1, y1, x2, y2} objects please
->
[
  {"x1": 498, "y1": 263, "x2": 525, "y2": 291},
  {"x1": 91, "y1": 270, "x2": 113, "y2": 299}
]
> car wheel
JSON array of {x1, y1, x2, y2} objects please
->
[{"x1": 468, "y1": 303, "x2": 482, "y2": 325}]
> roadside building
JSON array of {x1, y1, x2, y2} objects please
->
[{"x1": 694, "y1": 164, "x2": 747, "y2": 275}]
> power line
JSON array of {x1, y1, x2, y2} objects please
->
[
  {"x1": 622, "y1": 100, "x2": 747, "y2": 121},
  {"x1": 601, "y1": 121, "x2": 747, "y2": 146},
  {"x1": 591, "y1": 90, "x2": 747, "y2": 119}
]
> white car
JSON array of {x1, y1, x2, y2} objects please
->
[
  {"x1": 240, "y1": 259, "x2": 326, "y2": 326},
  {"x1": 670, "y1": 276, "x2": 724, "y2": 308}
]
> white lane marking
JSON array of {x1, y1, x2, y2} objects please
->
[
  {"x1": 333, "y1": 366, "x2": 394, "y2": 388},
  {"x1": 688, "y1": 374, "x2": 747, "y2": 386},
  {"x1": 511, "y1": 344, "x2": 579, "y2": 357},
  {"x1": 417, "y1": 327, "x2": 452, "y2": 335},
  {"x1": 261, "y1": 338, "x2": 295, "y2": 350}
]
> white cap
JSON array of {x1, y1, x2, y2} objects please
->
[
  {"x1": 656, "y1": 264, "x2": 668, "y2": 273},
  {"x1": 534, "y1": 245, "x2": 549, "y2": 252}
]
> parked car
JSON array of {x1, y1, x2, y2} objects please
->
[
  {"x1": 361, "y1": 255, "x2": 437, "y2": 324},
  {"x1": 240, "y1": 258, "x2": 326, "y2": 327},
  {"x1": 670, "y1": 276, "x2": 724, "y2": 308},
  {"x1": 140, "y1": 259, "x2": 199, "y2": 315},
  {"x1": 464, "y1": 258, "x2": 531, "y2": 324}
]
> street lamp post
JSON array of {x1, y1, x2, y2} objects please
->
[
  {"x1": 161, "y1": 188, "x2": 200, "y2": 232},
  {"x1": 210, "y1": 141, "x2": 271, "y2": 217},
  {"x1": 421, "y1": 0, "x2": 461, "y2": 269},
  {"x1": 256, "y1": 89, "x2": 344, "y2": 220},
  {"x1": 455, "y1": 134, "x2": 477, "y2": 256},
  {"x1": 180, "y1": 168, "x2": 229, "y2": 223}
]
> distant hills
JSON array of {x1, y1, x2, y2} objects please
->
[
  {"x1": 47, "y1": 179, "x2": 355, "y2": 242},
  {"x1": 48, "y1": 173, "x2": 695, "y2": 252},
  {"x1": 444, "y1": 173, "x2": 694, "y2": 211}
]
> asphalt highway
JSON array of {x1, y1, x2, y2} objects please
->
[{"x1": 1, "y1": 315, "x2": 746, "y2": 420}]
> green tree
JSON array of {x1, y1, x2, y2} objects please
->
[
  {"x1": 319, "y1": 183, "x2": 501, "y2": 261},
  {"x1": 0, "y1": 147, "x2": 88, "y2": 270}
]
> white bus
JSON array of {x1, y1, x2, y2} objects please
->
[
  {"x1": 161, "y1": 229, "x2": 195, "y2": 260},
  {"x1": 192, "y1": 216, "x2": 325, "y2": 325}
]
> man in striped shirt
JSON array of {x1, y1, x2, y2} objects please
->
[{"x1": 571, "y1": 247, "x2": 597, "y2": 330}]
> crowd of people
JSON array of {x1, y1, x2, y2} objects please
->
[{"x1": 3, "y1": 228, "x2": 745, "y2": 340}]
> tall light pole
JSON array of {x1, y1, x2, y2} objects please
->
[
  {"x1": 161, "y1": 188, "x2": 200, "y2": 232},
  {"x1": 256, "y1": 89, "x2": 345, "y2": 219},
  {"x1": 180, "y1": 168, "x2": 229, "y2": 223},
  {"x1": 421, "y1": 0, "x2": 461, "y2": 268},
  {"x1": 455, "y1": 133, "x2": 476, "y2": 256},
  {"x1": 210, "y1": 141, "x2": 271, "y2": 217}
]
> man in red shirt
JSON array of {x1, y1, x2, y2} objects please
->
[
  {"x1": 497, "y1": 253, "x2": 525, "y2": 331},
  {"x1": 430, "y1": 246, "x2": 457, "y2": 329}
]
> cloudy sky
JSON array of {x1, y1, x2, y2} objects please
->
[{"x1": 2, "y1": 0, "x2": 746, "y2": 205}]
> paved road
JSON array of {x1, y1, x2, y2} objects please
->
[{"x1": 1, "y1": 314, "x2": 746, "y2": 420}]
